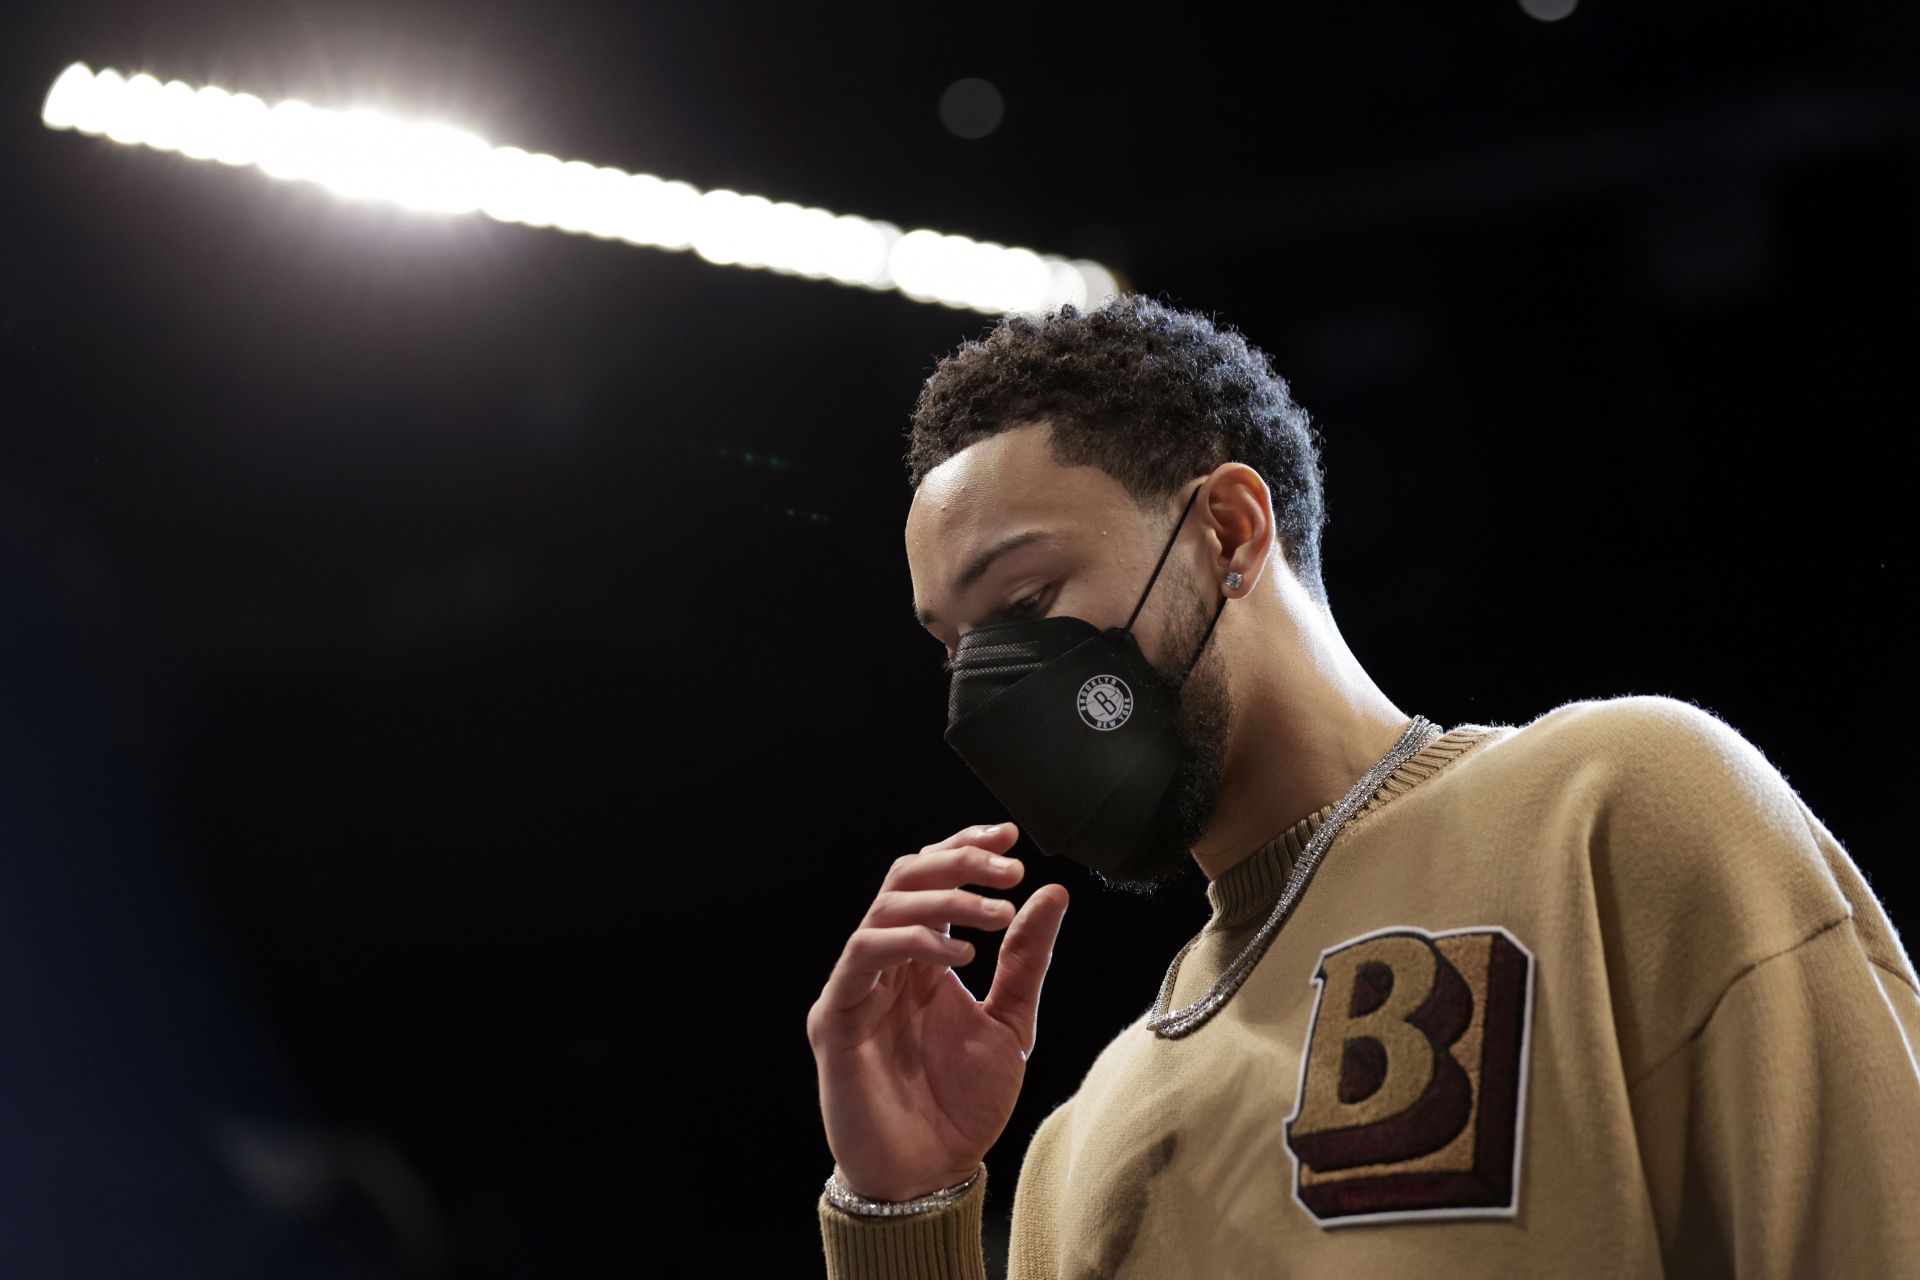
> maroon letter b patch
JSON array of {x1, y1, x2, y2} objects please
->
[{"x1": 1283, "y1": 925, "x2": 1534, "y2": 1225}]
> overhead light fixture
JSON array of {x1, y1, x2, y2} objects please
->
[{"x1": 40, "y1": 61, "x2": 1121, "y2": 316}]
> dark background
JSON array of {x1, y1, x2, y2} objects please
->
[{"x1": 1, "y1": 1, "x2": 1914, "y2": 1275}]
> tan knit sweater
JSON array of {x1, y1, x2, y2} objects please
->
[{"x1": 818, "y1": 695, "x2": 1920, "y2": 1277}]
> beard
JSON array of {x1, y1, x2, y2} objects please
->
[{"x1": 1091, "y1": 577, "x2": 1234, "y2": 897}]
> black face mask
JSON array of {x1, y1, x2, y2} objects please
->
[{"x1": 942, "y1": 481, "x2": 1227, "y2": 874}]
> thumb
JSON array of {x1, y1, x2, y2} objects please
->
[{"x1": 983, "y1": 884, "x2": 1069, "y2": 1055}]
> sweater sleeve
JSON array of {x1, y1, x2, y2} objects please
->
[
  {"x1": 1626, "y1": 915, "x2": 1920, "y2": 1277},
  {"x1": 818, "y1": 1165, "x2": 989, "y2": 1280}
]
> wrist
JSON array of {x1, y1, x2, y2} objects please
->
[{"x1": 824, "y1": 1163, "x2": 983, "y2": 1218}]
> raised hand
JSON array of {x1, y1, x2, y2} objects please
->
[{"x1": 808, "y1": 821, "x2": 1070, "y2": 1201}]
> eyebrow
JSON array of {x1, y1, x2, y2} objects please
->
[{"x1": 913, "y1": 528, "x2": 1064, "y2": 628}]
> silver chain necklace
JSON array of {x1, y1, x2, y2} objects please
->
[{"x1": 1145, "y1": 715, "x2": 1445, "y2": 1039}]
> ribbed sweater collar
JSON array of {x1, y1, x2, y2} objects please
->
[{"x1": 1204, "y1": 725, "x2": 1493, "y2": 930}]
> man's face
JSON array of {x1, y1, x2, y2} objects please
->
[{"x1": 906, "y1": 421, "x2": 1233, "y2": 894}]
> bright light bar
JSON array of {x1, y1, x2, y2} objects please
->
[{"x1": 40, "y1": 61, "x2": 1120, "y2": 316}]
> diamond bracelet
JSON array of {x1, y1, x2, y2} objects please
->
[{"x1": 823, "y1": 1164, "x2": 982, "y2": 1218}]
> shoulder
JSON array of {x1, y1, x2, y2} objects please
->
[
  {"x1": 1515, "y1": 692, "x2": 1757, "y2": 764},
  {"x1": 1499, "y1": 695, "x2": 1857, "y2": 975},
  {"x1": 1508, "y1": 693, "x2": 1828, "y2": 885},
  {"x1": 1498, "y1": 694, "x2": 1805, "y2": 826},
  {"x1": 1505, "y1": 697, "x2": 1863, "y2": 1078}
]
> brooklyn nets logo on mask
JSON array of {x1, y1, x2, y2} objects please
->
[
  {"x1": 1283, "y1": 924, "x2": 1535, "y2": 1225},
  {"x1": 1075, "y1": 674, "x2": 1134, "y2": 730}
]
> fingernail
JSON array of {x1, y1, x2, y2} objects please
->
[
  {"x1": 989, "y1": 856, "x2": 1015, "y2": 870},
  {"x1": 981, "y1": 823, "x2": 1000, "y2": 835}
]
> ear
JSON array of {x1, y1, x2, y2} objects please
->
[{"x1": 1203, "y1": 464, "x2": 1277, "y2": 595}]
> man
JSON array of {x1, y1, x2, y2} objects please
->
[{"x1": 806, "y1": 293, "x2": 1919, "y2": 1277}]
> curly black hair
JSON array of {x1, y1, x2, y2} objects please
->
[{"x1": 904, "y1": 291, "x2": 1330, "y2": 605}]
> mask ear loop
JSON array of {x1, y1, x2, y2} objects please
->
[
  {"x1": 1181, "y1": 592, "x2": 1229, "y2": 685},
  {"x1": 1122, "y1": 479, "x2": 1229, "y2": 688},
  {"x1": 1124, "y1": 479, "x2": 1208, "y2": 633}
]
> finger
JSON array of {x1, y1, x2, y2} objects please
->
[
  {"x1": 983, "y1": 885, "x2": 1069, "y2": 1056},
  {"x1": 864, "y1": 888, "x2": 1017, "y2": 933},
  {"x1": 883, "y1": 838, "x2": 1026, "y2": 894},
  {"x1": 818, "y1": 925, "x2": 974, "y2": 1013},
  {"x1": 925, "y1": 820, "x2": 1021, "y2": 854},
  {"x1": 907, "y1": 820, "x2": 1022, "y2": 864}
]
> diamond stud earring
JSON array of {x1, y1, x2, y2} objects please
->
[{"x1": 1224, "y1": 571, "x2": 1243, "y2": 590}]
